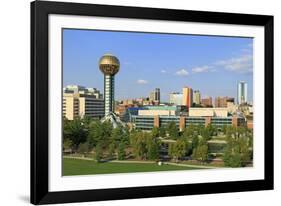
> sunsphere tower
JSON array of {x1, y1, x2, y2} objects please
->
[
  {"x1": 99, "y1": 53, "x2": 120, "y2": 116},
  {"x1": 99, "y1": 54, "x2": 124, "y2": 128}
]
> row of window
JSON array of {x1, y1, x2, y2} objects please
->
[{"x1": 133, "y1": 117, "x2": 245, "y2": 130}]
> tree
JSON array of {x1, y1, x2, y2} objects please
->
[
  {"x1": 117, "y1": 142, "x2": 126, "y2": 160},
  {"x1": 111, "y1": 127, "x2": 123, "y2": 143},
  {"x1": 151, "y1": 127, "x2": 160, "y2": 138},
  {"x1": 192, "y1": 140, "x2": 209, "y2": 162},
  {"x1": 130, "y1": 131, "x2": 148, "y2": 160},
  {"x1": 222, "y1": 125, "x2": 227, "y2": 134},
  {"x1": 191, "y1": 135, "x2": 199, "y2": 150},
  {"x1": 82, "y1": 115, "x2": 93, "y2": 129},
  {"x1": 121, "y1": 126, "x2": 130, "y2": 145},
  {"x1": 87, "y1": 121, "x2": 103, "y2": 147},
  {"x1": 78, "y1": 142, "x2": 90, "y2": 155},
  {"x1": 101, "y1": 121, "x2": 113, "y2": 143},
  {"x1": 108, "y1": 142, "x2": 115, "y2": 158},
  {"x1": 63, "y1": 138, "x2": 73, "y2": 151},
  {"x1": 168, "y1": 139, "x2": 186, "y2": 162},
  {"x1": 159, "y1": 127, "x2": 166, "y2": 137},
  {"x1": 63, "y1": 117, "x2": 88, "y2": 150},
  {"x1": 166, "y1": 122, "x2": 179, "y2": 139},
  {"x1": 201, "y1": 124, "x2": 216, "y2": 141},
  {"x1": 183, "y1": 124, "x2": 195, "y2": 139},
  {"x1": 88, "y1": 120, "x2": 113, "y2": 148},
  {"x1": 197, "y1": 124, "x2": 205, "y2": 136},
  {"x1": 94, "y1": 143, "x2": 102, "y2": 162},
  {"x1": 223, "y1": 126, "x2": 253, "y2": 167},
  {"x1": 130, "y1": 131, "x2": 159, "y2": 160},
  {"x1": 184, "y1": 139, "x2": 192, "y2": 156},
  {"x1": 225, "y1": 126, "x2": 233, "y2": 138},
  {"x1": 146, "y1": 136, "x2": 159, "y2": 160},
  {"x1": 223, "y1": 150, "x2": 242, "y2": 167},
  {"x1": 168, "y1": 143, "x2": 176, "y2": 161}
]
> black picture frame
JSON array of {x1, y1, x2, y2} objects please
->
[{"x1": 31, "y1": 0, "x2": 274, "y2": 204}]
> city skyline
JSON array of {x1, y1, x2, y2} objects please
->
[{"x1": 63, "y1": 29, "x2": 253, "y2": 102}]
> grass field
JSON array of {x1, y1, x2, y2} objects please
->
[{"x1": 63, "y1": 158, "x2": 199, "y2": 176}]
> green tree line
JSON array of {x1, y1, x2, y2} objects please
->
[{"x1": 63, "y1": 117, "x2": 253, "y2": 167}]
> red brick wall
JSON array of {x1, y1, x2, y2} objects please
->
[
  {"x1": 179, "y1": 116, "x2": 186, "y2": 131},
  {"x1": 247, "y1": 120, "x2": 253, "y2": 129},
  {"x1": 232, "y1": 117, "x2": 238, "y2": 127},
  {"x1": 153, "y1": 116, "x2": 160, "y2": 128},
  {"x1": 205, "y1": 117, "x2": 211, "y2": 127}
]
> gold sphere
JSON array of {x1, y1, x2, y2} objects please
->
[{"x1": 99, "y1": 53, "x2": 120, "y2": 75}]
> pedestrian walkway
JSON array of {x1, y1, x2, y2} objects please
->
[
  {"x1": 64, "y1": 155, "x2": 221, "y2": 169},
  {"x1": 165, "y1": 162, "x2": 219, "y2": 169}
]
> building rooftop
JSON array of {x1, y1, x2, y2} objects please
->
[{"x1": 63, "y1": 85, "x2": 103, "y2": 99}]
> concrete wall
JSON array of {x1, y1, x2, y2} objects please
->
[
  {"x1": 138, "y1": 110, "x2": 176, "y2": 116},
  {"x1": 189, "y1": 108, "x2": 228, "y2": 117}
]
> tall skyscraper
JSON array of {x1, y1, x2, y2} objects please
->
[
  {"x1": 155, "y1": 88, "x2": 160, "y2": 102},
  {"x1": 237, "y1": 81, "x2": 248, "y2": 105},
  {"x1": 169, "y1": 92, "x2": 183, "y2": 105},
  {"x1": 149, "y1": 88, "x2": 160, "y2": 104},
  {"x1": 149, "y1": 92, "x2": 155, "y2": 102},
  {"x1": 193, "y1": 90, "x2": 201, "y2": 105},
  {"x1": 182, "y1": 87, "x2": 193, "y2": 108},
  {"x1": 99, "y1": 53, "x2": 120, "y2": 116}
]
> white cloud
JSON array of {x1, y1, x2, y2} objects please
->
[
  {"x1": 192, "y1": 65, "x2": 213, "y2": 73},
  {"x1": 175, "y1": 69, "x2": 189, "y2": 76},
  {"x1": 216, "y1": 54, "x2": 253, "y2": 74},
  {"x1": 136, "y1": 79, "x2": 148, "y2": 84},
  {"x1": 161, "y1": 70, "x2": 167, "y2": 73}
]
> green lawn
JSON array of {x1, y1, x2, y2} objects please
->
[{"x1": 63, "y1": 158, "x2": 199, "y2": 176}]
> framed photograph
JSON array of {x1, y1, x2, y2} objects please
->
[{"x1": 31, "y1": 0, "x2": 274, "y2": 204}]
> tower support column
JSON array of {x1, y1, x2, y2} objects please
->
[{"x1": 104, "y1": 75, "x2": 115, "y2": 116}]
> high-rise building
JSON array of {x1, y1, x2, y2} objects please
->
[
  {"x1": 193, "y1": 90, "x2": 201, "y2": 105},
  {"x1": 169, "y1": 92, "x2": 183, "y2": 105},
  {"x1": 182, "y1": 87, "x2": 193, "y2": 108},
  {"x1": 201, "y1": 97, "x2": 213, "y2": 107},
  {"x1": 149, "y1": 88, "x2": 160, "y2": 103},
  {"x1": 63, "y1": 85, "x2": 104, "y2": 120},
  {"x1": 149, "y1": 92, "x2": 155, "y2": 102},
  {"x1": 237, "y1": 81, "x2": 248, "y2": 105},
  {"x1": 215, "y1": 96, "x2": 235, "y2": 107},
  {"x1": 99, "y1": 54, "x2": 120, "y2": 116},
  {"x1": 155, "y1": 88, "x2": 160, "y2": 102},
  {"x1": 215, "y1": 97, "x2": 225, "y2": 107}
]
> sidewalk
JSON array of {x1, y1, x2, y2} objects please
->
[
  {"x1": 165, "y1": 162, "x2": 219, "y2": 169},
  {"x1": 64, "y1": 155, "x2": 220, "y2": 169}
]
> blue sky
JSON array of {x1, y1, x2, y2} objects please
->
[{"x1": 63, "y1": 29, "x2": 253, "y2": 102}]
